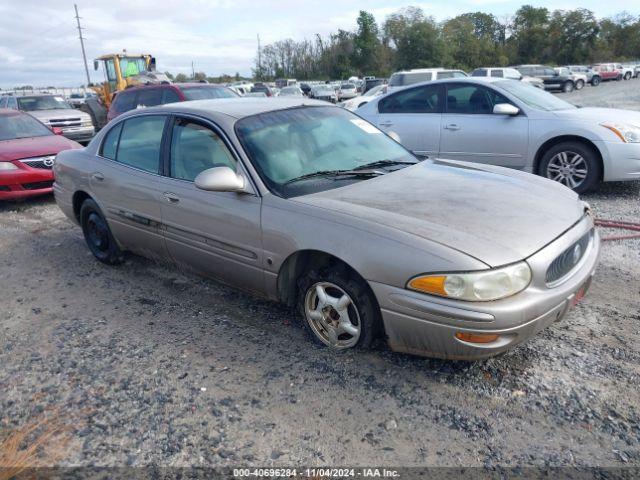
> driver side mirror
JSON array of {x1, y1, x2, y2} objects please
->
[
  {"x1": 493, "y1": 103, "x2": 520, "y2": 116},
  {"x1": 194, "y1": 167, "x2": 250, "y2": 193}
]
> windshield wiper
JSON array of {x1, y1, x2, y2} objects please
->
[
  {"x1": 284, "y1": 169, "x2": 383, "y2": 185},
  {"x1": 351, "y1": 159, "x2": 418, "y2": 171}
]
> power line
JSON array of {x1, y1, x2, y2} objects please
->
[{"x1": 74, "y1": 4, "x2": 91, "y2": 86}]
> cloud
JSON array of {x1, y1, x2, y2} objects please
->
[{"x1": 0, "y1": 0, "x2": 637, "y2": 88}]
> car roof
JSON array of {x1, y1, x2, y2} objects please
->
[
  {"x1": 146, "y1": 97, "x2": 332, "y2": 120},
  {"x1": 119, "y1": 83, "x2": 228, "y2": 93}
]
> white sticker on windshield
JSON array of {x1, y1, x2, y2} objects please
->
[
  {"x1": 350, "y1": 118, "x2": 382, "y2": 134},
  {"x1": 55, "y1": 97, "x2": 65, "y2": 102}
]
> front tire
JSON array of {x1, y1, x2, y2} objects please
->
[
  {"x1": 539, "y1": 141, "x2": 601, "y2": 194},
  {"x1": 624, "y1": 72, "x2": 632, "y2": 80},
  {"x1": 297, "y1": 268, "x2": 381, "y2": 350},
  {"x1": 590, "y1": 76, "x2": 601, "y2": 86},
  {"x1": 80, "y1": 199, "x2": 124, "y2": 265},
  {"x1": 575, "y1": 79, "x2": 585, "y2": 90},
  {"x1": 562, "y1": 81, "x2": 574, "y2": 93}
]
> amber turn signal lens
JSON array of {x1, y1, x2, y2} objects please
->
[
  {"x1": 408, "y1": 275, "x2": 447, "y2": 296},
  {"x1": 455, "y1": 332, "x2": 500, "y2": 344}
]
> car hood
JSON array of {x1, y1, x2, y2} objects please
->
[
  {"x1": 292, "y1": 160, "x2": 584, "y2": 267},
  {"x1": 28, "y1": 109, "x2": 90, "y2": 121},
  {"x1": 0, "y1": 135, "x2": 81, "y2": 161},
  {"x1": 552, "y1": 107, "x2": 640, "y2": 124}
]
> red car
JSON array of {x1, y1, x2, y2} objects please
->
[
  {"x1": 107, "y1": 83, "x2": 238, "y2": 122},
  {"x1": 0, "y1": 109, "x2": 82, "y2": 200},
  {"x1": 592, "y1": 63, "x2": 622, "y2": 81}
]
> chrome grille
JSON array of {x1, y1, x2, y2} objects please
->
[
  {"x1": 48, "y1": 118, "x2": 81, "y2": 127},
  {"x1": 20, "y1": 156, "x2": 55, "y2": 170},
  {"x1": 546, "y1": 230, "x2": 592, "y2": 285}
]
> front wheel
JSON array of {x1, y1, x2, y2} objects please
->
[
  {"x1": 590, "y1": 76, "x2": 601, "y2": 86},
  {"x1": 562, "y1": 81, "x2": 574, "y2": 93},
  {"x1": 297, "y1": 268, "x2": 381, "y2": 350},
  {"x1": 539, "y1": 141, "x2": 601, "y2": 194},
  {"x1": 575, "y1": 79, "x2": 585, "y2": 90},
  {"x1": 80, "y1": 199, "x2": 124, "y2": 264}
]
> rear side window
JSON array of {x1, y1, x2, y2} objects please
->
[
  {"x1": 446, "y1": 85, "x2": 512, "y2": 114},
  {"x1": 136, "y1": 89, "x2": 162, "y2": 108},
  {"x1": 490, "y1": 69, "x2": 504, "y2": 78},
  {"x1": 161, "y1": 88, "x2": 181, "y2": 104},
  {"x1": 112, "y1": 91, "x2": 136, "y2": 113},
  {"x1": 100, "y1": 122, "x2": 123, "y2": 159},
  {"x1": 115, "y1": 115, "x2": 166, "y2": 173},
  {"x1": 379, "y1": 84, "x2": 443, "y2": 114},
  {"x1": 471, "y1": 69, "x2": 487, "y2": 77}
]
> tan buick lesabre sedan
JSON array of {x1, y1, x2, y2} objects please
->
[{"x1": 53, "y1": 98, "x2": 600, "y2": 360}]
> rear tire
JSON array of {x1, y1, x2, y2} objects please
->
[
  {"x1": 575, "y1": 79, "x2": 585, "y2": 90},
  {"x1": 624, "y1": 72, "x2": 632, "y2": 80},
  {"x1": 539, "y1": 141, "x2": 601, "y2": 194},
  {"x1": 562, "y1": 81, "x2": 574, "y2": 93},
  {"x1": 590, "y1": 76, "x2": 601, "y2": 86},
  {"x1": 80, "y1": 199, "x2": 124, "y2": 265},
  {"x1": 297, "y1": 267, "x2": 381, "y2": 351}
]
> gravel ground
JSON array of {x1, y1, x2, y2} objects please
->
[
  {"x1": 1, "y1": 85, "x2": 639, "y2": 470},
  {"x1": 557, "y1": 75, "x2": 640, "y2": 110}
]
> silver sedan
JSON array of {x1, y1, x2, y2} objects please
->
[
  {"x1": 53, "y1": 98, "x2": 599, "y2": 360},
  {"x1": 357, "y1": 77, "x2": 640, "y2": 193}
]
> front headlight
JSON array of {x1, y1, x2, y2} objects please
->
[
  {"x1": 407, "y1": 262, "x2": 532, "y2": 302},
  {"x1": 0, "y1": 162, "x2": 19, "y2": 171},
  {"x1": 601, "y1": 123, "x2": 640, "y2": 143}
]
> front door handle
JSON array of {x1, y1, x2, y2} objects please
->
[
  {"x1": 379, "y1": 121, "x2": 394, "y2": 127},
  {"x1": 163, "y1": 192, "x2": 180, "y2": 203},
  {"x1": 444, "y1": 124, "x2": 460, "y2": 131},
  {"x1": 91, "y1": 172, "x2": 104, "y2": 181}
]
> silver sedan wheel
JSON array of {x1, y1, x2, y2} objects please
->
[
  {"x1": 546, "y1": 151, "x2": 588, "y2": 189},
  {"x1": 304, "y1": 282, "x2": 361, "y2": 349}
]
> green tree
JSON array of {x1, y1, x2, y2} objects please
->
[
  {"x1": 174, "y1": 73, "x2": 189, "y2": 83},
  {"x1": 353, "y1": 10, "x2": 381, "y2": 75},
  {"x1": 509, "y1": 5, "x2": 550, "y2": 63}
]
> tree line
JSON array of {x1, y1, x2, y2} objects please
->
[{"x1": 253, "y1": 5, "x2": 640, "y2": 80}]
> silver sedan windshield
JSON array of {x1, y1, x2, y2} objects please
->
[
  {"x1": 496, "y1": 80, "x2": 576, "y2": 111},
  {"x1": 236, "y1": 106, "x2": 416, "y2": 197}
]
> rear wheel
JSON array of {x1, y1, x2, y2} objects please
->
[
  {"x1": 590, "y1": 76, "x2": 601, "y2": 86},
  {"x1": 539, "y1": 141, "x2": 601, "y2": 194},
  {"x1": 80, "y1": 199, "x2": 124, "y2": 264},
  {"x1": 624, "y1": 72, "x2": 632, "y2": 80},
  {"x1": 575, "y1": 79, "x2": 585, "y2": 90},
  {"x1": 562, "y1": 81, "x2": 574, "y2": 93},
  {"x1": 297, "y1": 268, "x2": 381, "y2": 350}
]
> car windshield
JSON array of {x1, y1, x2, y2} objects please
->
[
  {"x1": 236, "y1": 106, "x2": 417, "y2": 198},
  {"x1": 495, "y1": 80, "x2": 576, "y2": 111},
  {"x1": 17, "y1": 96, "x2": 72, "y2": 111},
  {"x1": 0, "y1": 113, "x2": 52, "y2": 141},
  {"x1": 362, "y1": 84, "x2": 384, "y2": 97},
  {"x1": 181, "y1": 87, "x2": 237, "y2": 100},
  {"x1": 280, "y1": 87, "x2": 301, "y2": 95}
]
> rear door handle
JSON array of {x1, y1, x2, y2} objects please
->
[
  {"x1": 163, "y1": 192, "x2": 180, "y2": 203},
  {"x1": 444, "y1": 124, "x2": 460, "y2": 131},
  {"x1": 379, "y1": 121, "x2": 394, "y2": 127}
]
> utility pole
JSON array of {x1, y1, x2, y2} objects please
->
[
  {"x1": 191, "y1": 61, "x2": 195, "y2": 80},
  {"x1": 74, "y1": 4, "x2": 91, "y2": 87},
  {"x1": 257, "y1": 34, "x2": 262, "y2": 80}
]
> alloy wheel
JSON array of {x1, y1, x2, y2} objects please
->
[
  {"x1": 546, "y1": 151, "x2": 588, "y2": 190},
  {"x1": 304, "y1": 282, "x2": 361, "y2": 348}
]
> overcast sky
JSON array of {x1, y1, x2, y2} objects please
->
[{"x1": 0, "y1": 0, "x2": 637, "y2": 88}]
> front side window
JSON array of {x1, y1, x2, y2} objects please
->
[
  {"x1": 17, "y1": 96, "x2": 72, "y2": 111},
  {"x1": 236, "y1": 106, "x2": 416, "y2": 198},
  {"x1": 490, "y1": 69, "x2": 504, "y2": 78},
  {"x1": 0, "y1": 113, "x2": 52, "y2": 141},
  {"x1": 170, "y1": 118, "x2": 236, "y2": 182},
  {"x1": 379, "y1": 84, "x2": 443, "y2": 114},
  {"x1": 115, "y1": 115, "x2": 166, "y2": 173},
  {"x1": 445, "y1": 84, "x2": 511, "y2": 114}
]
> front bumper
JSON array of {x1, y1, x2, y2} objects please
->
[
  {"x1": 594, "y1": 140, "x2": 640, "y2": 181},
  {"x1": 61, "y1": 126, "x2": 95, "y2": 142},
  {"x1": 371, "y1": 216, "x2": 600, "y2": 360},
  {"x1": 0, "y1": 166, "x2": 54, "y2": 201}
]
